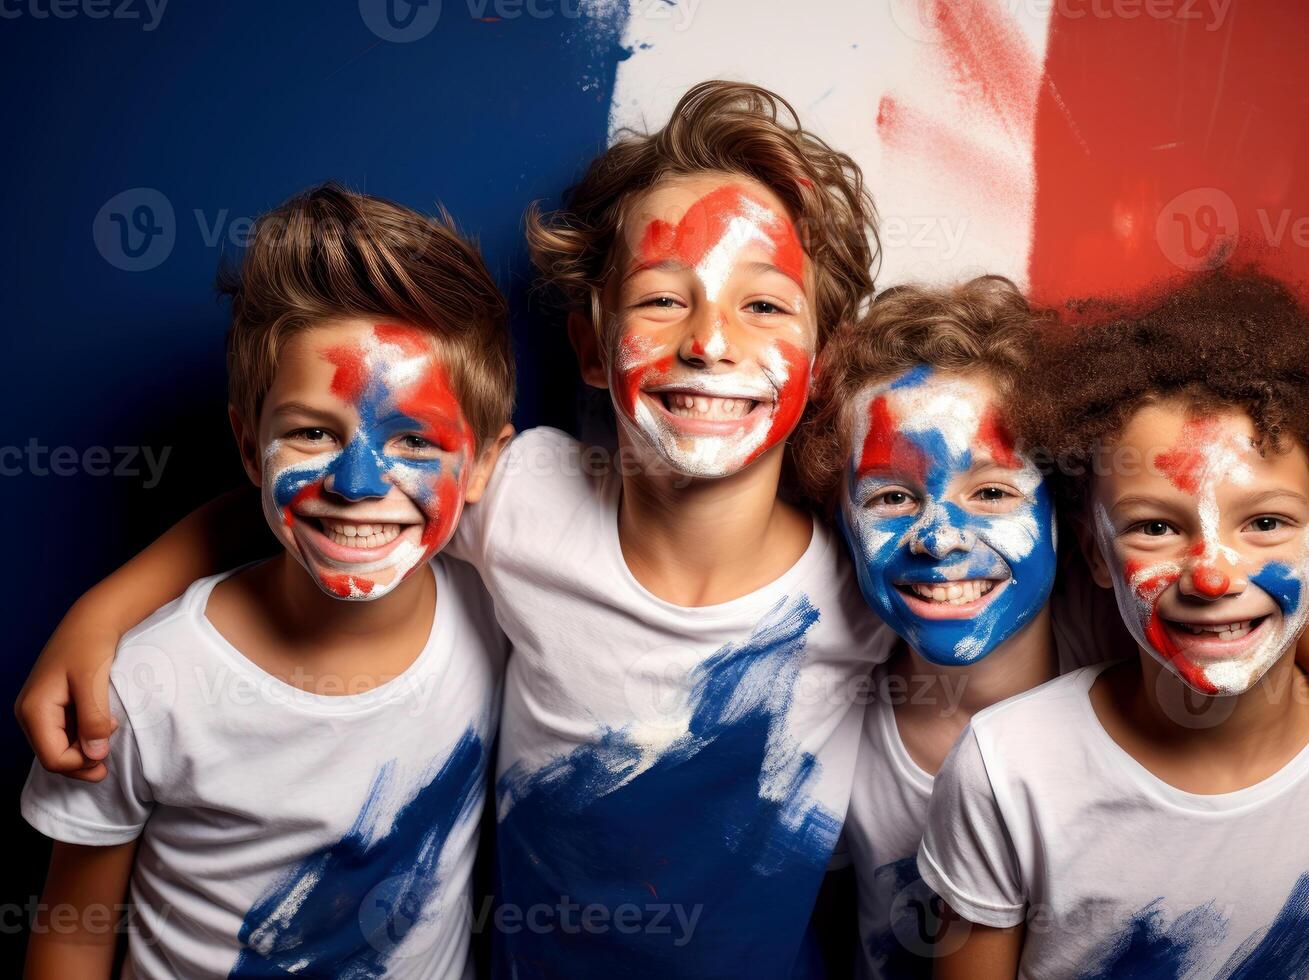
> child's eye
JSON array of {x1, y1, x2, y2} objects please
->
[
  {"x1": 746, "y1": 300, "x2": 786, "y2": 315},
  {"x1": 290, "y1": 427, "x2": 334, "y2": 444},
  {"x1": 867, "y1": 489, "x2": 917, "y2": 513},
  {"x1": 975, "y1": 486, "x2": 1014, "y2": 503},
  {"x1": 639, "y1": 296, "x2": 682, "y2": 309},
  {"x1": 397, "y1": 434, "x2": 437, "y2": 453},
  {"x1": 1135, "y1": 520, "x2": 1175, "y2": 537},
  {"x1": 1247, "y1": 515, "x2": 1284, "y2": 533}
]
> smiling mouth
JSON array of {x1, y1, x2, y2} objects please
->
[
  {"x1": 893, "y1": 578, "x2": 1007, "y2": 620},
  {"x1": 296, "y1": 515, "x2": 423, "y2": 564},
  {"x1": 1160, "y1": 614, "x2": 1273, "y2": 660},
  {"x1": 655, "y1": 391, "x2": 763, "y2": 421},
  {"x1": 897, "y1": 579, "x2": 999, "y2": 605}
]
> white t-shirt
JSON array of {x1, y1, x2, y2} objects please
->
[
  {"x1": 918, "y1": 663, "x2": 1309, "y2": 979},
  {"x1": 22, "y1": 557, "x2": 504, "y2": 980},
  {"x1": 845, "y1": 615, "x2": 1112, "y2": 980},
  {"x1": 448, "y1": 427, "x2": 893, "y2": 978},
  {"x1": 845, "y1": 663, "x2": 938, "y2": 980}
]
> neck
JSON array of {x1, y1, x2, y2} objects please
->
[
  {"x1": 1135, "y1": 651, "x2": 1309, "y2": 761},
  {"x1": 616, "y1": 440, "x2": 810, "y2": 606},
  {"x1": 270, "y1": 553, "x2": 433, "y2": 650},
  {"x1": 896, "y1": 606, "x2": 1059, "y2": 719}
]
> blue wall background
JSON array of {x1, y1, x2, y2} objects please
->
[{"x1": 0, "y1": 1, "x2": 630, "y2": 963}]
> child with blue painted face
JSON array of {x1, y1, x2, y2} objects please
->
[
  {"x1": 793, "y1": 276, "x2": 1071, "y2": 979},
  {"x1": 21, "y1": 185, "x2": 514, "y2": 979},
  {"x1": 920, "y1": 268, "x2": 1309, "y2": 979}
]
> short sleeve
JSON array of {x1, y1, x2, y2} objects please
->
[
  {"x1": 21, "y1": 683, "x2": 153, "y2": 846},
  {"x1": 916, "y1": 727, "x2": 1026, "y2": 928}
]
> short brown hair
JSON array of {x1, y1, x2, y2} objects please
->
[
  {"x1": 792, "y1": 276, "x2": 1044, "y2": 510},
  {"x1": 221, "y1": 183, "x2": 514, "y2": 451},
  {"x1": 525, "y1": 79, "x2": 880, "y2": 347},
  {"x1": 1014, "y1": 266, "x2": 1309, "y2": 511}
]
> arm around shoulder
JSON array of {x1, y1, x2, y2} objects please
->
[{"x1": 15, "y1": 486, "x2": 264, "y2": 779}]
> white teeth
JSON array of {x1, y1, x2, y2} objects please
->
[
  {"x1": 320, "y1": 521, "x2": 403, "y2": 549},
  {"x1": 905, "y1": 580, "x2": 996, "y2": 605},
  {"x1": 661, "y1": 393, "x2": 757, "y2": 420},
  {"x1": 1182, "y1": 620, "x2": 1255, "y2": 640}
]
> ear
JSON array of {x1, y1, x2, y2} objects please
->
[
  {"x1": 463, "y1": 423, "x2": 515, "y2": 505},
  {"x1": 567, "y1": 309, "x2": 609, "y2": 389},
  {"x1": 1072, "y1": 509, "x2": 1114, "y2": 590},
  {"x1": 229, "y1": 404, "x2": 262, "y2": 487}
]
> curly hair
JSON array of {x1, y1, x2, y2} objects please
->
[
  {"x1": 525, "y1": 79, "x2": 880, "y2": 348},
  {"x1": 791, "y1": 276, "x2": 1047, "y2": 510},
  {"x1": 1014, "y1": 266, "x2": 1309, "y2": 512}
]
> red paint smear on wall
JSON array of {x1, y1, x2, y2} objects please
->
[
  {"x1": 1028, "y1": 1, "x2": 1309, "y2": 303},
  {"x1": 638, "y1": 184, "x2": 806, "y2": 290},
  {"x1": 934, "y1": 0, "x2": 1042, "y2": 145}
]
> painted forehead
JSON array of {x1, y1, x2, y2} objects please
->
[
  {"x1": 294, "y1": 323, "x2": 470, "y2": 449},
  {"x1": 623, "y1": 180, "x2": 807, "y2": 293},
  {"x1": 848, "y1": 365, "x2": 1022, "y2": 481}
]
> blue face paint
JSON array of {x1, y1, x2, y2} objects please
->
[
  {"x1": 260, "y1": 323, "x2": 474, "y2": 601},
  {"x1": 838, "y1": 369, "x2": 1057, "y2": 666}
]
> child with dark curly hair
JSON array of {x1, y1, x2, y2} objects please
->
[{"x1": 919, "y1": 268, "x2": 1309, "y2": 979}]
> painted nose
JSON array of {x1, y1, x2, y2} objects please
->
[
  {"x1": 325, "y1": 438, "x2": 390, "y2": 500},
  {"x1": 909, "y1": 507, "x2": 976, "y2": 559},
  {"x1": 1180, "y1": 556, "x2": 1246, "y2": 599},
  {"x1": 679, "y1": 311, "x2": 734, "y2": 368}
]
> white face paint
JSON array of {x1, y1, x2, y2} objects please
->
[
  {"x1": 258, "y1": 321, "x2": 475, "y2": 601},
  {"x1": 1091, "y1": 404, "x2": 1309, "y2": 696},
  {"x1": 606, "y1": 177, "x2": 817, "y2": 479}
]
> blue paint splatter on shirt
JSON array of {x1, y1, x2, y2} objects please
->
[
  {"x1": 228, "y1": 728, "x2": 486, "y2": 978},
  {"x1": 864, "y1": 855, "x2": 938, "y2": 980},
  {"x1": 492, "y1": 594, "x2": 841, "y2": 979},
  {"x1": 1077, "y1": 873, "x2": 1309, "y2": 980}
]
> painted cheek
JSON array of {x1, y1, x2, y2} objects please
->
[
  {"x1": 612, "y1": 334, "x2": 673, "y2": 419},
  {"x1": 1124, "y1": 558, "x2": 1219, "y2": 694},
  {"x1": 1251, "y1": 562, "x2": 1305, "y2": 618},
  {"x1": 745, "y1": 340, "x2": 812, "y2": 465}
]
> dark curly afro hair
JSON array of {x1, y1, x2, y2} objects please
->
[{"x1": 1014, "y1": 266, "x2": 1309, "y2": 512}]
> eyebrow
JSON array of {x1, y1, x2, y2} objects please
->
[
  {"x1": 622, "y1": 258, "x2": 805, "y2": 290},
  {"x1": 269, "y1": 401, "x2": 338, "y2": 420},
  {"x1": 1237, "y1": 488, "x2": 1309, "y2": 509}
]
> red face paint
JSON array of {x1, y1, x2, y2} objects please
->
[
  {"x1": 261, "y1": 322, "x2": 476, "y2": 602},
  {"x1": 609, "y1": 182, "x2": 816, "y2": 479},
  {"x1": 856, "y1": 394, "x2": 926, "y2": 483},
  {"x1": 637, "y1": 184, "x2": 805, "y2": 292},
  {"x1": 1152, "y1": 416, "x2": 1218, "y2": 495}
]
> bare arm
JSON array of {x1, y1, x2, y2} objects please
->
[
  {"x1": 24, "y1": 840, "x2": 138, "y2": 980},
  {"x1": 933, "y1": 906, "x2": 1023, "y2": 980},
  {"x1": 15, "y1": 486, "x2": 267, "y2": 780}
]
